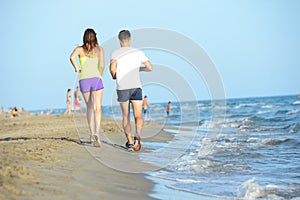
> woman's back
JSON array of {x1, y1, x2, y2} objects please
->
[{"x1": 78, "y1": 46, "x2": 102, "y2": 80}]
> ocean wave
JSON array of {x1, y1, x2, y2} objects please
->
[
  {"x1": 200, "y1": 120, "x2": 223, "y2": 129},
  {"x1": 197, "y1": 114, "x2": 293, "y2": 133},
  {"x1": 261, "y1": 104, "x2": 276, "y2": 109},
  {"x1": 276, "y1": 109, "x2": 300, "y2": 115},
  {"x1": 262, "y1": 138, "x2": 283, "y2": 145},
  {"x1": 216, "y1": 134, "x2": 299, "y2": 150},
  {"x1": 292, "y1": 101, "x2": 300, "y2": 105},
  {"x1": 238, "y1": 124, "x2": 293, "y2": 133},
  {"x1": 262, "y1": 138, "x2": 299, "y2": 146},
  {"x1": 150, "y1": 173, "x2": 205, "y2": 184},
  {"x1": 222, "y1": 113, "x2": 296, "y2": 132},
  {"x1": 287, "y1": 109, "x2": 300, "y2": 115},
  {"x1": 202, "y1": 118, "x2": 245, "y2": 130},
  {"x1": 165, "y1": 185, "x2": 235, "y2": 199},
  {"x1": 237, "y1": 118, "x2": 256, "y2": 131},
  {"x1": 223, "y1": 163, "x2": 252, "y2": 170},
  {"x1": 246, "y1": 137, "x2": 260, "y2": 143},
  {"x1": 250, "y1": 115, "x2": 290, "y2": 124},
  {"x1": 248, "y1": 116, "x2": 265, "y2": 122},
  {"x1": 275, "y1": 110, "x2": 289, "y2": 114},
  {"x1": 160, "y1": 177, "x2": 300, "y2": 200},
  {"x1": 237, "y1": 178, "x2": 300, "y2": 200},
  {"x1": 234, "y1": 103, "x2": 260, "y2": 109},
  {"x1": 256, "y1": 110, "x2": 272, "y2": 115},
  {"x1": 289, "y1": 122, "x2": 300, "y2": 134}
]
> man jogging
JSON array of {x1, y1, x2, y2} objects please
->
[{"x1": 110, "y1": 30, "x2": 153, "y2": 151}]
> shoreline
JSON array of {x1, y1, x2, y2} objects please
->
[{"x1": 0, "y1": 113, "x2": 174, "y2": 200}]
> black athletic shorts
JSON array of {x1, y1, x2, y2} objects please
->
[{"x1": 117, "y1": 88, "x2": 143, "y2": 102}]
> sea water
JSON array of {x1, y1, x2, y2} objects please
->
[
  {"x1": 142, "y1": 95, "x2": 300, "y2": 200},
  {"x1": 30, "y1": 95, "x2": 300, "y2": 199}
]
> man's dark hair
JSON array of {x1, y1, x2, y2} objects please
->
[{"x1": 118, "y1": 30, "x2": 131, "y2": 41}]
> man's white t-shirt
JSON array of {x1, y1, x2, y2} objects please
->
[{"x1": 111, "y1": 47, "x2": 148, "y2": 90}]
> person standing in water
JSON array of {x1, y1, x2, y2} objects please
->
[
  {"x1": 110, "y1": 30, "x2": 153, "y2": 151},
  {"x1": 167, "y1": 101, "x2": 172, "y2": 116},
  {"x1": 70, "y1": 28, "x2": 104, "y2": 147},
  {"x1": 143, "y1": 95, "x2": 149, "y2": 120}
]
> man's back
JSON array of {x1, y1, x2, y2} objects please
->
[{"x1": 111, "y1": 47, "x2": 148, "y2": 90}]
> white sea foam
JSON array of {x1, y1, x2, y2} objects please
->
[
  {"x1": 262, "y1": 104, "x2": 276, "y2": 108},
  {"x1": 292, "y1": 101, "x2": 300, "y2": 105},
  {"x1": 237, "y1": 178, "x2": 262, "y2": 200},
  {"x1": 246, "y1": 137, "x2": 260, "y2": 143},
  {"x1": 237, "y1": 178, "x2": 299, "y2": 200},
  {"x1": 257, "y1": 110, "x2": 271, "y2": 115},
  {"x1": 199, "y1": 118, "x2": 247, "y2": 130},
  {"x1": 287, "y1": 109, "x2": 300, "y2": 115},
  {"x1": 234, "y1": 103, "x2": 258, "y2": 109}
]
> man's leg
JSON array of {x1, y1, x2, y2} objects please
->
[
  {"x1": 120, "y1": 101, "x2": 134, "y2": 145},
  {"x1": 131, "y1": 100, "x2": 143, "y2": 135}
]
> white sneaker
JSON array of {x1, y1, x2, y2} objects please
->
[{"x1": 92, "y1": 134, "x2": 101, "y2": 147}]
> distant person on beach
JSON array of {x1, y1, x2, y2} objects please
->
[
  {"x1": 64, "y1": 89, "x2": 72, "y2": 115},
  {"x1": 110, "y1": 30, "x2": 153, "y2": 151},
  {"x1": 74, "y1": 86, "x2": 83, "y2": 114},
  {"x1": 167, "y1": 101, "x2": 172, "y2": 116},
  {"x1": 70, "y1": 28, "x2": 104, "y2": 147},
  {"x1": 143, "y1": 95, "x2": 149, "y2": 120},
  {"x1": 11, "y1": 107, "x2": 18, "y2": 118}
]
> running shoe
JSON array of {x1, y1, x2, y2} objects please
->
[
  {"x1": 133, "y1": 135, "x2": 141, "y2": 151},
  {"x1": 93, "y1": 134, "x2": 101, "y2": 147},
  {"x1": 127, "y1": 144, "x2": 134, "y2": 152}
]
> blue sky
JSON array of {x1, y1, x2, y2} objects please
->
[{"x1": 0, "y1": 0, "x2": 299, "y2": 110}]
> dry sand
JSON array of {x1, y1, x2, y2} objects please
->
[{"x1": 0, "y1": 113, "x2": 174, "y2": 200}]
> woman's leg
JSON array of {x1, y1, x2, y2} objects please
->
[
  {"x1": 64, "y1": 102, "x2": 71, "y2": 115},
  {"x1": 68, "y1": 103, "x2": 72, "y2": 114},
  {"x1": 82, "y1": 92, "x2": 94, "y2": 138},
  {"x1": 93, "y1": 89, "x2": 103, "y2": 136}
]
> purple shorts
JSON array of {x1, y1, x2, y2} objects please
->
[{"x1": 79, "y1": 77, "x2": 104, "y2": 93}]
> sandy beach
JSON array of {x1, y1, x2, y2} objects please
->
[{"x1": 0, "y1": 113, "x2": 173, "y2": 200}]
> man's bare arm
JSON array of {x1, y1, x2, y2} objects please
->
[
  {"x1": 110, "y1": 59, "x2": 117, "y2": 79},
  {"x1": 140, "y1": 61, "x2": 153, "y2": 72}
]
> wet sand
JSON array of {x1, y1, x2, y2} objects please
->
[{"x1": 0, "y1": 113, "x2": 173, "y2": 200}]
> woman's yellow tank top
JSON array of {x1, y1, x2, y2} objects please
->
[{"x1": 79, "y1": 56, "x2": 101, "y2": 80}]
